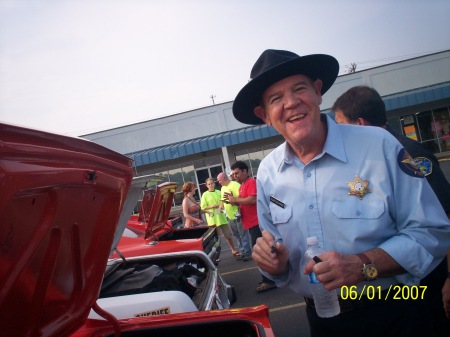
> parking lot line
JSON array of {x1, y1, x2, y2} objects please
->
[
  {"x1": 269, "y1": 302, "x2": 306, "y2": 313},
  {"x1": 220, "y1": 266, "x2": 259, "y2": 276}
]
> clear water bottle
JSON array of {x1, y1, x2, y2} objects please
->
[{"x1": 305, "y1": 236, "x2": 340, "y2": 318}]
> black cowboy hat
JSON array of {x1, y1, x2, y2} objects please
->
[{"x1": 232, "y1": 49, "x2": 339, "y2": 125}]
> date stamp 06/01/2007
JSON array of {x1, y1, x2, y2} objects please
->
[{"x1": 340, "y1": 285, "x2": 427, "y2": 301}]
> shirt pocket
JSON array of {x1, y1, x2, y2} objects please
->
[
  {"x1": 331, "y1": 199, "x2": 385, "y2": 219},
  {"x1": 269, "y1": 203, "x2": 292, "y2": 224}
]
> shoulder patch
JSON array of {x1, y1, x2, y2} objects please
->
[
  {"x1": 411, "y1": 157, "x2": 433, "y2": 176},
  {"x1": 397, "y1": 148, "x2": 425, "y2": 178}
]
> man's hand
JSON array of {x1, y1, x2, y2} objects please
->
[
  {"x1": 252, "y1": 230, "x2": 289, "y2": 276},
  {"x1": 227, "y1": 194, "x2": 238, "y2": 205},
  {"x1": 304, "y1": 252, "x2": 363, "y2": 291},
  {"x1": 223, "y1": 192, "x2": 237, "y2": 206}
]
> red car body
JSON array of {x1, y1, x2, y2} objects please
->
[{"x1": 0, "y1": 122, "x2": 275, "y2": 337}]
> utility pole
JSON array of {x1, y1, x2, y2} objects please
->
[{"x1": 210, "y1": 94, "x2": 216, "y2": 105}]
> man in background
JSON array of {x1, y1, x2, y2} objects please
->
[
  {"x1": 332, "y1": 85, "x2": 450, "y2": 335},
  {"x1": 225, "y1": 161, "x2": 277, "y2": 293}
]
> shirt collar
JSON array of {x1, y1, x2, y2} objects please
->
[
  {"x1": 323, "y1": 114, "x2": 347, "y2": 163},
  {"x1": 278, "y1": 114, "x2": 347, "y2": 171}
]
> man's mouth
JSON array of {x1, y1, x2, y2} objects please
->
[{"x1": 288, "y1": 113, "x2": 306, "y2": 122}]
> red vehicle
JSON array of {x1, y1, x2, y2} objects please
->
[
  {"x1": 0, "y1": 122, "x2": 275, "y2": 337},
  {"x1": 106, "y1": 178, "x2": 235, "y2": 310}
]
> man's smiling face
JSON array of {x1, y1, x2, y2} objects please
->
[{"x1": 254, "y1": 74, "x2": 323, "y2": 150}]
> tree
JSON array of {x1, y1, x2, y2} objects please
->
[{"x1": 347, "y1": 63, "x2": 357, "y2": 74}]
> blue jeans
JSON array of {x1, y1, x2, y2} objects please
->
[{"x1": 228, "y1": 217, "x2": 251, "y2": 255}]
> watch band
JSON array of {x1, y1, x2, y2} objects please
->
[
  {"x1": 357, "y1": 253, "x2": 372, "y2": 265},
  {"x1": 357, "y1": 253, "x2": 378, "y2": 281}
]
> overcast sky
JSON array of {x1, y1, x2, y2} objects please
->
[{"x1": 1, "y1": 0, "x2": 449, "y2": 136}]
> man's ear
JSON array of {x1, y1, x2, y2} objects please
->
[
  {"x1": 313, "y1": 79, "x2": 323, "y2": 105},
  {"x1": 357, "y1": 118, "x2": 371, "y2": 126},
  {"x1": 313, "y1": 79, "x2": 323, "y2": 94},
  {"x1": 254, "y1": 106, "x2": 271, "y2": 125}
]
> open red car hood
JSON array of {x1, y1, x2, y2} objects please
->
[
  {"x1": 109, "y1": 174, "x2": 166, "y2": 255},
  {"x1": 140, "y1": 182, "x2": 178, "y2": 239},
  {"x1": 0, "y1": 123, "x2": 134, "y2": 337}
]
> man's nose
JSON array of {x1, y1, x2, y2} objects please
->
[{"x1": 284, "y1": 92, "x2": 300, "y2": 108}]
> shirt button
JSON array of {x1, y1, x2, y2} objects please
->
[
  {"x1": 356, "y1": 210, "x2": 361, "y2": 216},
  {"x1": 306, "y1": 172, "x2": 311, "y2": 178},
  {"x1": 309, "y1": 204, "x2": 314, "y2": 209}
]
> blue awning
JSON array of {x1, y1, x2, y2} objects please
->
[
  {"x1": 128, "y1": 124, "x2": 280, "y2": 167},
  {"x1": 384, "y1": 83, "x2": 450, "y2": 110}
]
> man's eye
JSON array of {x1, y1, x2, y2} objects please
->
[
  {"x1": 294, "y1": 85, "x2": 306, "y2": 92},
  {"x1": 270, "y1": 96, "x2": 280, "y2": 104}
]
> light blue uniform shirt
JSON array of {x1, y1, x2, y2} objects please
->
[{"x1": 257, "y1": 115, "x2": 450, "y2": 298}]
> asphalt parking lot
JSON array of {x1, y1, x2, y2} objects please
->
[{"x1": 216, "y1": 242, "x2": 311, "y2": 337}]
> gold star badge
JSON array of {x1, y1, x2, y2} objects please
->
[{"x1": 347, "y1": 175, "x2": 371, "y2": 200}]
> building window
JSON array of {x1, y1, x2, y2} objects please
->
[
  {"x1": 177, "y1": 164, "x2": 195, "y2": 206},
  {"x1": 234, "y1": 142, "x2": 282, "y2": 177},
  {"x1": 400, "y1": 105, "x2": 450, "y2": 154}
]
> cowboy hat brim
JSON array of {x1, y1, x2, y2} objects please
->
[{"x1": 232, "y1": 54, "x2": 339, "y2": 125}]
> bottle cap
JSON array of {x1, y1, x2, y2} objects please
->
[{"x1": 306, "y1": 236, "x2": 319, "y2": 246}]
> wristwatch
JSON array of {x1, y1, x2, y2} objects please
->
[{"x1": 357, "y1": 253, "x2": 378, "y2": 281}]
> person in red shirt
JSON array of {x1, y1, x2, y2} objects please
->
[{"x1": 225, "y1": 161, "x2": 276, "y2": 293}]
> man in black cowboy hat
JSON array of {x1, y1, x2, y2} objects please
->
[{"x1": 234, "y1": 49, "x2": 450, "y2": 337}]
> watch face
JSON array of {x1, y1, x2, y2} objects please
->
[{"x1": 364, "y1": 265, "x2": 378, "y2": 280}]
